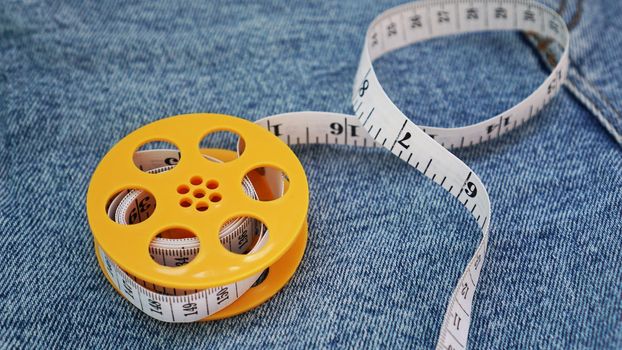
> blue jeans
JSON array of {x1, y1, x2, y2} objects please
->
[{"x1": 1, "y1": 0, "x2": 620, "y2": 348}]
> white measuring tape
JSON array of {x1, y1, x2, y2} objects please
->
[{"x1": 92, "y1": 1, "x2": 569, "y2": 348}]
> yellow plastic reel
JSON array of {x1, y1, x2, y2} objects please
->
[{"x1": 87, "y1": 113, "x2": 309, "y2": 319}]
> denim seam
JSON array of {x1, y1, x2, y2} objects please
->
[
  {"x1": 557, "y1": 0, "x2": 622, "y2": 145},
  {"x1": 563, "y1": 70, "x2": 622, "y2": 145},
  {"x1": 565, "y1": 0, "x2": 583, "y2": 31},
  {"x1": 525, "y1": 0, "x2": 622, "y2": 147}
]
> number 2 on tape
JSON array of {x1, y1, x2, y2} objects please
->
[{"x1": 86, "y1": 1, "x2": 569, "y2": 349}]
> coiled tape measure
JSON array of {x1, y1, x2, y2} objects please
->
[{"x1": 86, "y1": 1, "x2": 569, "y2": 348}]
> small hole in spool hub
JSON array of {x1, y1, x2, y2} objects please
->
[
  {"x1": 193, "y1": 189, "x2": 205, "y2": 199},
  {"x1": 190, "y1": 176, "x2": 203, "y2": 186},
  {"x1": 209, "y1": 193, "x2": 222, "y2": 203},
  {"x1": 196, "y1": 202, "x2": 209, "y2": 212},
  {"x1": 206, "y1": 179, "x2": 219, "y2": 189},
  {"x1": 180, "y1": 198, "x2": 192, "y2": 208}
]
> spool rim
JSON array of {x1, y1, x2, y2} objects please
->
[{"x1": 87, "y1": 113, "x2": 309, "y2": 289}]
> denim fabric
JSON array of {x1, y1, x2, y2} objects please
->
[{"x1": 1, "y1": 0, "x2": 621, "y2": 349}]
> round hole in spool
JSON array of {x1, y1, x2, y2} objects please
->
[
  {"x1": 209, "y1": 193, "x2": 222, "y2": 203},
  {"x1": 196, "y1": 202, "x2": 209, "y2": 212},
  {"x1": 149, "y1": 228, "x2": 199, "y2": 267},
  {"x1": 133, "y1": 140, "x2": 180, "y2": 173},
  {"x1": 218, "y1": 216, "x2": 267, "y2": 255},
  {"x1": 177, "y1": 185, "x2": 190, "y2": 194},
  {"x1": 199, "y1": 130, "x2": 243, "y2": 162},
  {"x1": 190, "y1": 176, "x2": 203, "y2": 186},
  {"x1": 243, "y1": 166, "x2": 288, "y2": 201},
  {"x1": 179, "y1": 198, "x2": 192, "y2": 208},
  {"x1": 106, "y1": 188, "x2": 156, "y2": 225}
]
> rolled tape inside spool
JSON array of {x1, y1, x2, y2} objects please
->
[{"x1": 86, "y1": 1, "x2": 569, "y2": 348}]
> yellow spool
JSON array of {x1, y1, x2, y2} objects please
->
[{"x1": 87, "y1": 113, "x2": 309, "y2": 319}]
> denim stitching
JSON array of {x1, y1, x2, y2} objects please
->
[
  {"x1": 527, "y1": 0, "x2": 622, "y2": 146},
  {"x1": 564, "y1": 70, "x2": 622, "y2": 145},
  {"x1": 566, "y1": 0, "x2": 583, "y2": 31}
]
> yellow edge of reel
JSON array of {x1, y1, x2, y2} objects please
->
[
  {"x1": 94, "y1": 223, "x2": 308, "y2": 320},
  {"x1": 88, "y1": 113, "x2": 309, "y2": 290},
  {"x1": 92, "y1": 147, "x2": 308, "y2": 320}
]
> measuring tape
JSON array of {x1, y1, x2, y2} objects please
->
[{"x1": 86, "y1": 1, "x2": 569, "y2": 348}]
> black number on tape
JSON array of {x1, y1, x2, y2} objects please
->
[
  {"x1": 148, "y1": 299, "x2": 163, "y2": 315},
  {"x1": 182, "y1": 302, "x2": 198, "y2": 317},
  {"x1": 387, "y1": 22, "x2": 397, "y2": 37},
  {"x1": 495, "y1": 7, "x2": 507, "y2": 19},
  {"x1": 217, "y1": 287, "x2": 229, "y2": 305},
  {"x1": 175, "y1": 257, "x2": 189, "y2": 266},
  {"x1": 464, "y1": 182, "x2": 477, "y2": 198},
  {"x1": 330, "y1": 122, "x2": 344, "y2": 135},
  {"x1": 104, "y1": 256, "x2": 113, "y2": 274},
  {"x1": 548, "y1": 79, "x2": 557, "y2": 94},
  {"x1": 371, "y1": 33, "x2": 378, "y2": 47},
  {"x1": 453, "y1": 313, "x2": 461, "y2": 330},
  {"x1": 397, "y1": 132, "x2": 412, "y2": 149},
  {"x1": 164, "y1": 152, "x2": 180, "y2": 165},
  {"x1": 238, "y1": 229, "x2": 249, "y2": 252},
  {"x1": 467, "y1": 8, "x2": 479, "y2": 20},
  {"x1": 461, "y1": 283, "x2": 469, "y2": 299},
  {"x1": 122, "y1": 279, "x2": 134, "y2": 299},
  {"x1": 129, "y1": 208, "x2": 139, "y2": 225},
  {"x1": 474, "y1": 254, "x2": 482, "y2": 270},
  {"x1": 359, "y1": 79, "x2": 369, "y2": 97},
  {"x1": 138, "y1": 197, "x2": 151, "y2": 212},
  {"x1": 269, "y1": 123, "x2": 283, "y2": 137},
  {"x1": 410, "y1": 14, "x2": 422, "y2": 28},
  {"x1": 331, "y1": 122, "x2": 360, "y2": 138},
  {"x1": 438, "y1": 10, "x2": 450, "y2": 23}
]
